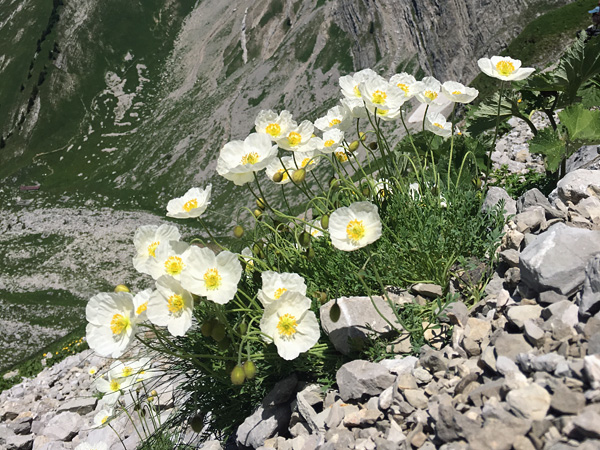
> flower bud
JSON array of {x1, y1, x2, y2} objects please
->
[
  {"x1": 217, "y1": 336, "x2": 230, "y2": 351},
  {"x1": 200, "y1": 319, "x2": 215, "y2": 337},
  {"x1": 330, "y1": 301, "x2": 341, "y2": 322},
  {"x1": 306, "y1": 248, "x2": 315, "y2": 259},
  {"x1": 320, "y1": 214, "x2": 329, "y2": 229},
  {"x1": 238, "y1": 321, "x2": 248, "y2": 335},
  {"x1": 292, "y1": 168, "x2": 306, "y2": 183},
  {"x1": 329, "y1": 177, "x2": 339, "y2": 189},
  {"x1": 233, "y1": 225, "x2": 244, "y2": 238},
  {"x1": 348, "y1": 140, "x2": 360, "y2": 152},
  {"x1": 256, "y1": 197, "x2": 266, "y2": 210},
  {"x1": 253, "y1": 209, "x2": 263, "y2": 219},
  {"x1": 359, "y1": 132, "x2": 366, "y2": 141},
  {"x1": 272, "y1": 172, "x2": 284, "y2": 183},
  {"x1": 190, "y1": 414, "x2": 205, "y2": 432},
  {"x1": 243, "y1": 360, "x2": 257, "y2": 380},
  {"x1": 298, "y1": 231, "x2": 311, "y2": 248},
  {"x1": 114, "y1": 284, "x2": 130, "y2": 293},
  {"x1": 211, "y1": 323, "x2": 226, "y2": 342},
  {"x1": 368, "y1": 142, "x2": 378, "y2": 150},
  {"x1": 317, "y1": 291, "x2": 328, "y2": 304},
  {"x1": 230, "y1": 365, "x2": 246, "y2": 385}
]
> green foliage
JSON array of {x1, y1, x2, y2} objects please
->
[
  {"x1": 559, "y1": 103, "x2": 600, "y2": 141},
  {"x1": 314, "y1": 23, "x2": 354, "y2": 73},
  {"x1": 529, "y1": 128, "x2": 566, "y2": 172},
  {"x1": 489, "y1": 165, "x2": 555, "y2": 197},
  {"x1": 258, "y1": 0, "x2": 284, "y2": 28},
  {"x1": 294, "y1": 31, "x2": 317, "y2": 63}
]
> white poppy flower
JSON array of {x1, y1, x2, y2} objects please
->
[
  {"x1": 179, "y1": 247, "x2": 242, "y2": 305},
  {"x1": 334, "y1": 149, "x2": 354, "y2": 164},
  {"x1": 415, "y1": 77, "x2": 445, "y2": 105},
  {"x1": 311, "y1": 129, "x2": 344, "y2": 154},
  {"x1": 75, "y1": 442, "x2": 109, "y2": 450},
  {"x1": 441, "y1": 81, "x2": 479, "y2": 104},
  {"x1": 258, "y1": 271, "x2": 307, "y2": 307},
  {"x1": 255, "y1": 110, "x2": 296, "y2": 141},
  {"x1": 108, "y1": 357, "x2": 152, "y2": 380},
  {"x1": 132, "y1": 224, "x2": 180, "y2": 275},
  {"x1": 88, "y1": 366, "x2": 98, "y2": 376},
  {"x1": 340, "y1": 97, "x2": 367, "y2": 119},
  {"x1": 329, "y1": 201, "x2": 382, "y2": 251},
  {"x1": 359, "y1": 78, "x2": 406, "y2": 116},
  {"x1": 266, "y1": 156, "x2": 295, "y2": 184},
  {"x1": 339, "y1": 68, "x2": 380, "y2": 100},
  {"x1": 241, "y1": 247, "x2": 255, "y2": 273},
  {"x1": 146, "y1": 240, "x2": 190, "y2": 281},
  {"x1": 389, "y1": 73, "x2": 424, "y2": 100},
  {"x1": 147, "y1": 276, "x2": 194, "y2": 337},
  {"x1": 277, "y1": 120, "x2": 314, "y2": 151},
  {"x1": 166, "y1": 185, "x2": 211, "y2": 219},
  {"x1": 373, "y1": 178, "x2": 393, "y2": 199},
  {"x1": 293, "y1": 150, "x2": 320, "y2": 172},
  {"x1": 133, "y1": 289, "x2": 152, "y2": 322},
  {"x1": 92, "y1": 408, "x2": 113, "y2": 428},
  {"x1": 477, "y1": 56, "x2": 535, "y2": 81},
  {"x1": 304, "y1": 220, "x2": 324, "y2": 239},
  {"x1": 95, "y1": 370, "x2": 133, "y2": 406},
  {"x1": 86, "y1": 292, "x2": 138, "y2": 358},
  {"x1": 425, "y1": 111, "x2": 453, "y2": 138},
  {"x1": 314, "y1": 105, "x2": 352, "y2": 132},
  {"x1": 217, "y1": 133, "x2": 278, "y2": 186},
  {"x1": 259, "y1": 290, "x2": 320, "y2": 360}
]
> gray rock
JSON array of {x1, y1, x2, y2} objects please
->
[
  {"x1": 436, "y1": 401, "x2": 481, "y2": 442},
  {"x1": 572, "y1": 409, "x2": 600, "y2": 438},
  {"x1": 520, "y1": 222, "x2": 600, "y2": 296},
  {"x1": 336, "y1": 360, "x2": 395, "y2": 401},
  {"x1": 584, "y1": 355, "x2": 600, "y2": 389},
  {"x1": 444, "y1": 302, "x2": 469, "y2": 327},
  {"x1": 482, "y1": 186, "x2": 517, "y2": 218},
  {"x1": 464, "y1": 318, "x2": 492, "y2": 343},
  {"x1": 56, "y1": 396, "x2": 97, "y2": 415},
  {"x1": 296, "y1": 385, "x2": 324, "y2": 434},
  {"x1": 550, "y1": 385, "x2": 586, "y2": 415},
  {"x1": 42, "y1": 412, "x2": 82, "y2": 441},
  {"x1": 411, "y1": 283, "x2": 443, "y2": 298},
  {"x1": 0, "y1": 425, "x2": 16, "y2": 445},
  {"x1": 403, "y1": 389, "x2": 428, "y2": 410},
  {"x1": 262, "y1": 374, "x2": 298, "y2": 407},
  {"x1": 514, "y1": 207, "x2": 546, "y2": 233},
  {"x1": 566, "y1": 145, "x2": 600, "y2": 173},
  {"x1": 580, "y1": 255, "x2": 600, "y2": 318},
  {"x1": 517, "y1": 188, "x2": 553, "y2": 213},
  {"x1": 494, "y1": 332, "x2": 533, "y2": 361},
  {"x1": 379, "y1": 356, "x2": 418, "y2": 375},
  {"x1": 523, "y1": 319, "x2": 545, "y2": 346},
  {"x1": 5, "y1": 434, "x2": 33, "y2": 450},
  {"x1": 555, "y1": 169, "x2": 600, "y2": 204},
  {"x1": 506, "y1": 383, "x2": 551, "y2": 420},
  {"x1": 320, "y1": 296, "x2": 401, "y2": 355},
  {"x1": 419, "y1": 347, "x2": 448, "y2": 372},
  {"x1": 236, "y1": 404, "x2": 291, "y2": 448},
  {"x1": 507, "y1": 305, "x2": 542, "y2": 329},
  {"x1": 499, "y1": 249, "x2": 520, "y2": 268}
]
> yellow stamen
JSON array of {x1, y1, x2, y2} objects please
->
[
  {"x1": 288, "y1": 132, "x2": 302, "y2": 146},
  {"x1": 183, "y1": 199, "x2": 198, "y2": 212},
  {"x1": 122, "y1": 366, "x2": 133, "y2": 377},
  {"x1": 495, "y1": 60, "x2": 515, "y2": 77},
  {"x1": 241, "y1": 152, "x2": 260, "y2": 165},
  {"x1": 110, "y1": 314, "x2": 130, "y2": 335},
  {"x1": 136, "y1": 302, "x2": 148, "y2": 315},
  {"x1": 335, "y1": 151, "x2": 348, "y2": 163},
  {"x1": 353, "y1": 85, "x2": 361, "y2": 97},
  {"x1": 452, "y1": 90, "x2": 462, "y2": 95},
  {"x1": 324, "y1": 139, "x2": 335, "y2": 147},
  {"x1": 346, "y1": 219, "x2": 366, "y2": 242},
  {"x1": 147, "y1": 241, "x2": 159, "y2": 257},
  {"x1": 266, "y1": 123, "x2": 281, "y2": 137},
  {"x1": 274, "y1": 287, "x2": 287, "y2": 299},
  {"x1": 397, "y1": 83, "x2": 409, "y2": 94},
  {"x1": 329, "y1": 118, "x2": 341, "y2": 127},
  {"x1": 276, "y1": 169, "x2": 289, "y2": 181},
  {"x1": 376, "y1": 109, "x2": 389, "y2": 116},
  {"x1": 372, "y1": 90, "x2": 387, "y2": 104},
  {"x1": 301, "y1": 157, "x2": 314, "y2": 168},
  {"x1": 101, "y1": 416, "x2": 109, "y2": 424},
  {"x1": 204, "y1": 268, "x2": 222, "y2": 290},
  {"x1": 167, "y1": 294, "x2": 184, "y2": 313},
  {"x1": 277, "y1": 313, "x2": 298, "y2": 337},
  {"x1": 424, "y1": 90, "x2": 438, "y2": 101},
  {"x1": 109, "y1": 380, "x2": 120, "y2": 392},
  {"x1": 433, "y1": 123, "x2": 445, "y2": 129},
  {"x1": 164, "y1": 256, "x2": 184, "y2": 276}
]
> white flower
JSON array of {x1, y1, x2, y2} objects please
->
[
  {"x1": 373, "y1": 178, "x2": 393, "y2": 199},
  {"x1": 88, "y1": 366, "x2": 98, "y2": 376},
  {"x1": 359, "y1": 77, "x2": 405, "y2": 118},
  {"x1": 477, "y1": 56, "x2": 535, "y2": 81},
  {"x1": 314, "y1": 105, "x2": 352, "y2": 132},
  {"x1": 333, "y1": 149, "x2": 354, "y2": 164},
  {"x1": 133, "y1": 289, "x2": 152, "y2": 322},
  {"x1": 108, "y1": 357, "x2": 152, "y2": 381},
  {"x1": 259, "y1": 290, "x2": 320, "y2": 360},
  {"x1": 293, "y1": 150, "x2": 320, "y2": 172},
  {"x1": 266, "y1": 156, "x2": 294, "y2": 184},
  {"x1": 389, "y1": 73, "x2": 424, "y2": 100},
  {"x1": 147, "y1": 240, "x2": 190, "y2": 281},
  {"x1": 147, "y1": 276, "x2": 194, "y2": 337},
  {"x1": 304, "y1": 219, "x2": 324, "y2": 239},
  {"x1": 166, "y1": 186, "x2": 211, "y2": 219},
  {"x1": 424, "y1": 111, "x2": 453, "y2": 138},
  {"x1": 92, "y1": 408, "x2": 113, "y2": 428},
  {"x1": 179, "y1": 247, "x2": 242, "y2": 304},
  {"x1": 75, "y1": 442, "x2": 109, "y2": 450},
  {"x1": 339, "y1": 68, "x2": 379, "y2": 100},
  {"x1": 241, "y1": 247, "x2": 254, "y2": 273},
  {"x1": 415, "y1": 76, "x2": 445, "y2": 105},
  {"x1": 311, "y1": 129, "x2": 344, "y2": 154},
  {"x1": 132, "y1": 224, "x2": 180, "y2": 276},
  {"x1": 329, "y1": 201, "x2": 382, "y2": 251},
  {"x1": 277, "y1": 120, "x2": 314, "y2": 151},
  {"x1": 255, "y1": 110, "x2": 296, "y2": 141},
  {"x1": 86, "y1": 292, "x2": 138, "y2": 358},
  {"x1": 340, "y1": 97, "x2": 367, "y2": 119},
  {"x1": 95, "y1": 370, "x2": 133, "y2": 406},
  {"x1": 441, "y1": 81, "x2": 479, "y2": 103},
  {"x1": 217, "y1": 133, "x2": 278, "y2": 186},
  {"x1": 258, "y1": 271, "x2": 307, "y2": 307}
]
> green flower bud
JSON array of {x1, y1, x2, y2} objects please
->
[
  {"x1": 114, "y1": 284, "x2": 130, "y2": 293},
  {"x1": 329, "y1": 177, "x2": 339, "y2": 189},
  {"x1": 243, "y1": 360, "x2": 257, "y2": 380},
  {"x1": 253, "y1": 209, "x2": 263, "y2": 219},
  {"x1": 348, "y1": 140, "x2": 360, "y2": 152},
  {"x1": 330, "y1": 301, "x2": 341, "y2": 322},
  {"x1": 217, "y1": 336, "x2": 230, "y2": 351},
  {"x1": 230, "y1": 365, "x2": 246, "y2": 385},
  {"x1": 190, "y1": 414, "x2": 205, "y2": 433},
  {"x1": 317, "y1": 291, "x2": 328, "y2": 305},
  {"x1": 239, "y1": 321, "x2": 247, "y2": 336},
  {"x1": 320, "y1": 214, "x2": 329, "y2": 229},
  {"x1": 299, "y1": 231, "x2": 311, "y2": 248},
  {"x1": 368, "y1": 142, "x2": 378, "y2": 150},
  {"x1": 211, "y1": 323, "x2": 226, "y2": 342},
  {"x1": 233, "y1": 225, "x2": 244, "y2": 238},
  {"x1": 272, "y1": 172, "x2": 284, "y2": 183},
  {"x1": 306, "y1": 248, "x2": 315, "y2": 260},
  {"x1": 200, "y1": 320, "x2": 214, "y2": 338},
  {"x1": 359, "y1": 131, "x2": 366, "y2": 141},
  {"x1": 292, "y1": 168, "x2": 306, "y2": 183},
  {"x1": 256, "y1": 198, "x2": 266, "y2": 210}
]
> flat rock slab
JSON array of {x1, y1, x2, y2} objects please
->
[
  {"x1": 336, "y1": 360, "x2": 395, "y2": 402},
  {"x1": 520, "y1": 222, "x2": 600, "y2": 296},
  {"x1": 236, "y1": 404, "x2": 291, "y2": 449},
  {"x1": 555, "y1": 169, "x2": 600, "y2": 204}
]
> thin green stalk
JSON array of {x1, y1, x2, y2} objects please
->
[
  {"x1": 488, "y1": 81, "x2": 505, "y2": 179},
  {"x1": 448, "y1": 103, "x2": 457, "y2": 190}
]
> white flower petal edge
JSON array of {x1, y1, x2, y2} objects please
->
[
  {"x1": 425, "y1": 111, "x2": 453, "y2": 138},
  {"x1": 132, "y1": 224, "x2": 180, "y2": 275},
  {"x1": 258, "y1": 271, "x2": 307, "y2": 307},
  {"x1": 477, "y1": 56, "x2": 535, "y2": 81},
  {"x1": 166, "y1": 185, "x2": 211, "y2": 219},
  {"x1": 441, "y1": 81, "x2": 479, "y2": 104},
  {"x1": 147, "y1": 276, "x2": 194, "y2": 337},
  {"x1": 260, "y1": 290, "x2": 320, "y2": 361},
  {"x1": 329, "y1": 201, "x2": 382, "y2": 251}
]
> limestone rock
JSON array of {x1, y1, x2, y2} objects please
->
[
  {"x1": 554, "y1": 169, "x2": 600, "y2": 204},
  {"x1": 482, "y1": 186, "x2": 517, "y2": 218},
  {"x1": 506, "y1": 383, "x2": 551, "y2": 420},
  {"x1": 580, "y1": 255, "x2": 600, "y2": 318},
  {"x1": 236, "y1": 404, "x2": 291, "y2": 449},
  {"x1": 336, "y1": 360, "x2": 395, "y2": 402}
]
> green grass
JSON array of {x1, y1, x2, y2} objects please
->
[
  {"x1": 258, "y1": 0, "x2": 284, "y2": 28},
  {"x1": 315, "y1": 22, "x2": 354, "y2": 74}
]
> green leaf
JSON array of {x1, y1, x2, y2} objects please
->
[
  {"x1": 524, "y1": 34, "x2": 600, "y2": 105},
  {"x1": 466, "y1": 91, "x2": 520, "y2": 135},
  {"x1": 558, "y1": 104, "x2": 600, "y2": 142},
  {"x1": 579, "y1": 86, "x2": 600, "y2": 108},
  {"x1": 529, "y1": 128, "x2": 565, "y2": 173}
]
